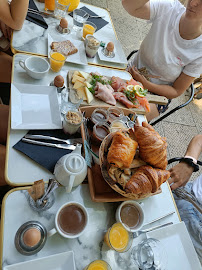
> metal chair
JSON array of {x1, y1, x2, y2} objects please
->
[{"x1": 127, "y1": 50, "x2": 195, "y2": 126}]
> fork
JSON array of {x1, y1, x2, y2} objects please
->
[
  {"x1": 133, "y1": 222, "x2": 173, "y2": 238},
  {"x1": 173, "y1": 187, "x2": 202, "y2": 214},
  {"x1": 24, "y1": 134, "x2": 82, "y2": 145}
]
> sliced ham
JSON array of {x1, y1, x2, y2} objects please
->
[
  {"x1": 113, "y1": 92, "x2": 137, "y2": 109},
  {"x1": 111, "y1": 76, "x2": 127, "y2": 92},
  {"x1": 95, "y1": 82, "x2": 116, "y2": 106}
]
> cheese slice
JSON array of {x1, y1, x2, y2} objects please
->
[
  {"x1": 76, "y1": 86, "x2": 87, "y2": 100},
  {"x1": 72, "y1": 75, "x2": 85, "y2": 84},
  {"x1": 84, "y1": 87, "x2": 94, "y2": 104},
  {"x1": 73, "y1": 80, "x2": 85, "y2": 90},
  {"x1": 84, "y1": 81, "x2": 92, "y2": 88},
  {"x1": 72, "y1": 70, "x2": 79, "y2": 77},
  {"x1": 78, "y1": 71, "x2": 90, "y2": 80}
]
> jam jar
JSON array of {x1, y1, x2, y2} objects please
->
[
  {"x1": 107, "y1": 107, "x2": 124, "y2": 124},
  {"x1": 88, "y1": 108, "x2": 109, "y2": 130},
  {"x1": 91, "y1": 123, "x2": 110, "y2": 145}
]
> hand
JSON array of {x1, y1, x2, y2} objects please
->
[
  {"x1": 168, "y1": 162, "x2": 194, "y2": 190},
  {"x1": 128, "y1": 66, "x2": 147, "y2": 85},
  {"x1": 0, "y1": 21, "x2": 13, "y2": 40}
]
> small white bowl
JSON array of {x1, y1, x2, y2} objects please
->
[{"x1": 19, "y1": 56, "x2": 50, "y2": 80}]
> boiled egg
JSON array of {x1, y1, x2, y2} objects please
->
[
  {"x1": 60, "y1": 18, "x2": 68, "y2": 29},
  {"x1": 54, "y1": 75, "x2": 64, "y2": 87},
  {"x1": 23, "y1": 228, "x2": 41, "y2": 247},
  {"x1": 106, "y1": 42, "x2": 114, "y2": 52}
]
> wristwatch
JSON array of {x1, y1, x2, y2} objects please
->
[{"x1": 180, "y1": 157, "x2": 199, "y2": 172}]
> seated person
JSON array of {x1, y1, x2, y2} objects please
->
[
  {"x1": 168, "y1": 134, "x2": 202, "y2": 263},
  {"x1": 0, "y1": 0, "x2": 29, "y2": 83},
  {"x1": 0, "y1": 0, "x2": 28, "y2": 190},
  {"x1": 122, "y1": 0, "x2": 202, "y2": 121}
]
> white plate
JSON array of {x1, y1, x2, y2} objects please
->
[
  {"x1": 97, "y1": 40, "x2": 127, "y2": 65},
  {"x1": 4, "y1": 250, "x2": 76, "y2": 270},
  {"x1": 146, "y1": 222, "x2": 201, "y2": 270},
  {"x1": 11, "y1": 83, "x2": 62, "y2": 130},
  {"x1": 48, "y1": 34, "x2": 88, "y2": 66}
]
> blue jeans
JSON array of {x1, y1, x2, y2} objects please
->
[{"x1": 173, "y1": 183, "x2": 202, "y2": 264}]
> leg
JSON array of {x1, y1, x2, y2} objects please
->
[
  {"x1": 146, "y1": 103, "x2": 159, "y2": 122},
  {"x1": 0, "y1": 52, "x2": 12, "y2": 83},
  {"x1": 0, "y1": 104, "x2": 9, "y2": 145}
]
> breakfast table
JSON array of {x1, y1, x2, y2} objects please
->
[
  {"x1": 11, "y1": 1, "x2": 127, "y2": 70},
  {"x1": 1, "y1": 1, "x2": 201, "y2": 269}
]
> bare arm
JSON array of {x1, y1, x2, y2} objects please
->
[
  {"x1": 122, "y1": 0, "x2": 150, "y2": 19},
  {"x1": 129, "y1": 67, "x2": 195, "y2": 99},
  {"x1": 168, "y1": 135, "x2": 202, "y2": 190},
  {"x1": 0, "y1": 0, "x2": 29, "y2": 30}
]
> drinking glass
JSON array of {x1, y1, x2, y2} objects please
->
[
  {"x1": 49, "y1": 50, "x2": 67, "y2": 72},
  {"x1": 54, "y1": 0, "x2": 70, "y2": 19},
  {"x1": 84, "y1": 260, "x2": 112, "y2": 270},
  {"x1": 73, "y1": 9, "x2": 88, "y2": 32},
  {"x1": 104, "y1": 222, "x2": 133, "y2": 253},
  {"x1": 82, "y1": 21, "x2": 97, "y2": 39},
  {"x1": 131, "y1": 238, "x2": 167, "y2": 270}
]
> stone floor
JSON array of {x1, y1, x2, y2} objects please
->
[{"x1": 83, "y1": 0, "x2": 202, "y2": 180}]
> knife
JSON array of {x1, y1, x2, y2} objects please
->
[
  {"x1": 24, "y1": 134, "x2": 82, "y2": 145},
  {"x1": 28, "y1": 9, "x2": 56, "y2": 18},
  {"x1": 142, "y1": 211, "x2": 175, "y2": 227},
  {"x1": 22, "y1": 138, "x2": 76, "y2": 150}
]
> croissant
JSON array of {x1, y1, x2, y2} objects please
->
[
  {"x1": 107, "y1": 131, "x2": 138, "y2": 168},
  {"x1": 125, "y1": 165, "x2": 170, "y2": 195},
  {"x1": 135, "y1": 122, "x2": 168, "y2": 169}
]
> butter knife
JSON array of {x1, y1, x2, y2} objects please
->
[
  {"x1": 28, "y1": 9, "x2": 56, "y2": 18},
  {"x1": 22, "y1": 138, "x2": 76, "y2": 150},
  {"x1": 24, "y1": 134, "x2": 82, "y2": 145}
]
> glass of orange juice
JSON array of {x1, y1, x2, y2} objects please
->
[
  {"x1": 82, "y1": 22, "x2": 97, "y2": 40},
  {"x1": 50, "y1": 50, "x2": 67, "y2": 72},
  {"x1": 104, "y1": 222, "x2": 133, "y2": 253},
  {"x1": 45, "y1": 0, "x2": 55, "y2": 12},
  {"x1": 84, "y1": 260, "x2": 112, "y2": 270}
]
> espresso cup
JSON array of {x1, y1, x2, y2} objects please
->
[
  {"x1": 48, "y1": 202, "x2": 88, "y2": 239},
  {"x1": 19, "y1": 56, "x2": 50, "y2": 80},
  {"x1": 115, "y1": 201, "x2": 144, "y2": 232}
]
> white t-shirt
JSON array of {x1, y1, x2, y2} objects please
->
[
  {"x1": 192, "y1": 174, "x2": 202, "y2": 205},
  {"x1": 132, "y1": 0, "x2": 202, "y2": 85}
]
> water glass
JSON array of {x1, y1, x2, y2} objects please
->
[
  {"x1": 131, "y1": 238, "x2": 167, "y2": 270},
  {"x1": 73, "y1": 9, "x2": 88, "y2": 32},
  {"x1": 54, "y1": 0, "x2": 70, "y2": 19}
]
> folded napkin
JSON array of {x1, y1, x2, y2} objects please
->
[
  {"x1": 13, "y1": 129, "x2": 81, "y2": 173},
  {"x1": 26, "y1": 0, "x2": 48, "y2": 29},
  {"x1": 69, "y1": 6, "x2": 109, "y2": 32}
]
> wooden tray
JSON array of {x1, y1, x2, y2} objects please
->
[
  {"x1": 80, "y1": 105, "x2": 139, "y2": 202},
  {"x1": 68, "y1": 70, "x2": 168, "y2": 115}
]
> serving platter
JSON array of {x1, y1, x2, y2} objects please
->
[
  {"x1": 11, "y1": 83, "x2": 62, "y2": 130},
  {"x1": 68, "y1": 70, "x2": 168, "y2": 115},
  {"x1": 80, "y1": 105, "x2": 143, "y2": 202},
  {"x1": 4, "y1": 251, "x2": 76, "y2": 270},
  {"x1": 147, "y1": 222, "x2": 201, "y2": 270}
]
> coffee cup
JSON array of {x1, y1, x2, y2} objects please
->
[
  {"x1": 19, "y1": 56, "x2": 50, "y2": 80},
  {"x1": 48, "y1": 201, "x2": 88, "y2": 239},
  {"x1": 115, "y1": 201, "x2": 144, "y2": 232}
]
